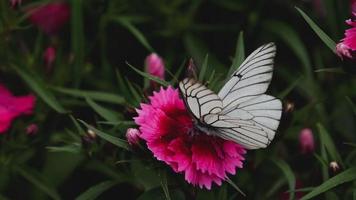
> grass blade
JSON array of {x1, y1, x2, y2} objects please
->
[
  {"x1": 126, "y1": 62, "x2": 170, "y2": 86},
  {"x1": 271, "y1": 158, "x2": 296, "y2": 200},
  {"x1": 52, "y1": 87, "x2": 125, "y2": 105},
  {"x1": 226, "y1": 178, "x2": 246, "y2": 197},
  {"x1": 75, "y1": 180, "x2": 118, "y2": 200},
  {"x1": 78, "y1": 120, "x2": 129, "y2": 150},
  {"x1": 317, "y1": 123, "x2": 343, "y2": 165},
  {"x1": 12, "y1": 64, "x2": 67, "y2": 113},
  {"x1": 14, "y1": 165, "x2": 61, "y2": 200},
  {"x1": 198, "y1": 54, "x2": 209, "y2": 81},
  {"x1": 295, "y1": 7, "x2": 336, "y2": 52},
  {"x1": 111, "y1": 17, "x2": 154, "y2": 52},
  {"x1": 345, "y1": 96, "x2": 356, "y2": 116},
  {"x1": 228, "y1": 31, "x2": 245, "y2": 76},
  {"x1": 301, "y1": 167, "x2": 356, "y2": 200},
  {"x1": 85, "y1": 97, "x2": 121, "y2": 122}
]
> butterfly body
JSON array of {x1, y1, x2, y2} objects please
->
[{"x1": 179, "y1": 43, "x2": 282, "y2": 149}]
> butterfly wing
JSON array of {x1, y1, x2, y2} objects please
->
[
  {"x1": 218, "y1": 43, "x2": 276, "y2": 110},
  {"x1": 214, "y1": 43, "x2": 282, "y2": 149},
  {"x1": 179, "y1": 78, "x2": 223, "y2": 121},
  {"x1": 206, "y1": 95, "x2": 282, "y2": 149}
]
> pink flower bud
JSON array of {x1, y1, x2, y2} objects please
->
[
  {"x1": 43, "y1": 46, "x2": 56, "y2": 70},
  {"x1": 27, "y1": 2, "x2": 70, "y2": 35},
  {"x1": 145, "y1": 53, "x2": 165, "y2": 80},
  {"x1": 299, "y1": 128, "x2": 315, "y2": 154},
  {"x1": 26, "y1": 124, "x2": 38, "y2": 135},
  {"x1": 126, "y1": 128, "x2": 141, "y2": 146}
]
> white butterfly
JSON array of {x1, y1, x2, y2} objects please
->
[{"x1": 179, "y1": 43, "x2": 282, "y2": 149}]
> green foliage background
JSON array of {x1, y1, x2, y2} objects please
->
[{"x1": 0, "y1": 0, "x2": 356, "y2": 199}]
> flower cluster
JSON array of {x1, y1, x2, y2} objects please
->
[{"x1": 134, "y1": 87, "x2": 246, "y2": 189}]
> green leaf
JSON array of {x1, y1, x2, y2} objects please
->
[
  {"x1": 70, "y1": 115, "x2": 86, "y2": 136},
  {"x1": 228, "y1": 31, "x2": 245, "y2": 76},
  {"x1": 345, "y1": 96, "x2": 356, "y2": 116},
  {"x1": 317, "y1": 123, "x2": 343, "y2": 165},
  {"x1": 278, "y1": 76, "x2": 303, "y2": 99},
  {"x1": 300, "y1": 168, "x2": 356, "y2": 200},
  {"x1": 198, "y1": 54, "x2": 209, "y2": 81},
  {"x1": 12, "y1": 64, "x2": 67, "y2": 113},
  {"x1": 78, "y1": 120, "x2": 129, "y2": 150},
  {"x1": 315, "y1": 68, "x2": 345, "y2": 74},
  {"x1": 52, "y1": 87, "x2": 125, "y2": 105},
  {"x1": 226, "y1": 178, "x2": 245, "y2": 197},
  {"x1": 159, "y1": 171, "x2": 171, "y2": 200},
  {"x1": 85, "y1": 97, "x2": 121, "y2": 122},
  {"x1": 295, "y1": 7, "x2": 336, "y2": 52},
  {"x1": 126, "y1": 62, "x2": 170, "y2": 87},
  {"x1": 75, "y1": 180, "x2": 118, "y2": 200},
  {"x1": 46, "y1": 144, "x2": 82, "y2": 154},
  {"x1": 70, "y1": 0, "x2": 85, "y2": 86},
  {"x1": 111, "y1": 17, "x2": 154, "y2": 52},
  {"x1": 271, "y1": 158, "x2": 296, "y2": 200},
  {"x1": 14, "y1": 166, "x2": 61, "y2": 200}
]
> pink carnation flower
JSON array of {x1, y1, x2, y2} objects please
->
[
  {"x1": 336, "y1": 18, "x2": 356, "y2": 59},
  {"x1": 27, "y1": 2, "x2": 70, "y2": 35},
  {"x1": 0, "y1": 84, "x2": 36, "y2": 133},
  {"x1": 134, "y1": 86, "x2": 246, "y2": 189}
]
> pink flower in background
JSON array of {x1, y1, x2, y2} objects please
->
[
  {"x1": 134, "y1": 87, "x2": 246, "y2": 189},
  {"x1": 126, "y1": 128, "x2": 141, "y2": 146},
  {"x1": 43, "y1": 46, "x2": 56, "y2": 70},
  {"x1": 0, "y1": 84, "x2": 36, "y2": 134},
  {"x1": 299, "y1": 128, "x2": 315, "y2": 154},
  {"x1": 336, "y1": 18, "x2": 356, "y2": 59},
  {"x1": 26, "y1": 123, "x2": 38, "y2": 135},
  {"x1": 9, "y1": 0, "x2": 21, "y2": 8},
  {"x1": 145, "y1": 53, "x2": 165, "y2": 80},
  {"x1": 352, "y1": 0, "x2": 356, "y2": 13},
  {"x1": 28, "y1": 2, "x2": 70, "y2": 35}
]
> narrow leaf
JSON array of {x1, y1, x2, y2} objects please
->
[
  {"x1": 75, "y1": 180, "x2": 118, "y2": 200},
  {"x1": 198, "y1": 54, "x2": 209, "y2": 81},
  {"x1": 271, "y1": 158, "x2": 296, "y2": 200},
  {"x1": 295, "y1": 7, "x2": 336, "y2": 52},
  {"x1": 345, "y1": 96, "x2": 356, "y2": 116},
  {"x1": 52, "y1": 87, "x2": 125, "y2": 105},
  {"x1": 85, "y1": 97, "x2": 120, "y2": 122},
  {"x1": 78, "y1": 120, "x2": 129, "y2": 150},
  {"x1": 126, "y1": 62, "x2": 170, "y2": 86},
  {"x1": 301, "y1": 168, "x2": 356, "y2": 200},
  {"x1": 226, "y1": 178, "x2": 246, "y2": 197},
  {"x1": 15, "y1": 166, "x2": 61, "y2": 200},
  {"x1": 12, "y1": 64, "x2": 67, "y2": 113},
  {"x1": 228, "y1": 31, "x2": 245, "y2": 76},
  {"x1": 111, "y1": 17, "x2": 154, "y2": 52},
  {"x1": 317, "y1": 123, "x2": 343, "y2": 165}
]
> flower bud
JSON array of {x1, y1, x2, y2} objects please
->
[
  {"x1": 284, "y1": 101, "x2": 294, "y2": 113},
  {"x1": 9, "y1": 0, "x2": 21, "y2": 8},
  {"x1": 126, "y1": 128, "x2": 141, "y2": 146},
  {"x1": 145, "y1": 53, "x2": 165, "y2": 80},
  {"x1": 26, "y1": 124, "x2": 38, "y2": 135},
  {"x1": 299, "y1": 128, "x2": 315, "y2": 154},
  {"x1": 43, "y1": 46, "x2": 56, "y2": 70},
  {"x1": 329, "y1": 161, "x2": 340, "y2": 173}
]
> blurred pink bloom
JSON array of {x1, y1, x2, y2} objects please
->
[
  {"x1": 28, "y1": 2, "x2": 70, "y2": 35},
  {"x1": 43, "y1": 46, "x2": 56, "y2": 69},
  {"x1": 9, "y1": 0, "x2": 21, "y2": 8},
  {"x1": 352, "y1": 0, "x2": 356, "y2": 13},
  {"x1": 134, "y1": 86, "x2": 246, "y2": 189},
  {"x1": 145, "y1": 53, "x2": 165, "y2": 80},
  {"x1": 336, "y1": 19, "x2": 356, "y2": 59},
  {"x1": 26, "y1": 124, "x2": 38, "y2": 135},
  {"x1": 126, "y1": 128, "x2": 141, "y2": 146},
  {"x1": 299, "y1": 128, "x2": 315, "y2": 154},
  {"x1": 0, "y1": 84, "x2": 36, "y2": 134}
]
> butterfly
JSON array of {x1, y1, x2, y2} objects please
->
[{"x1": 179, "y1": 43, "x2": 282, "y2": 149}]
